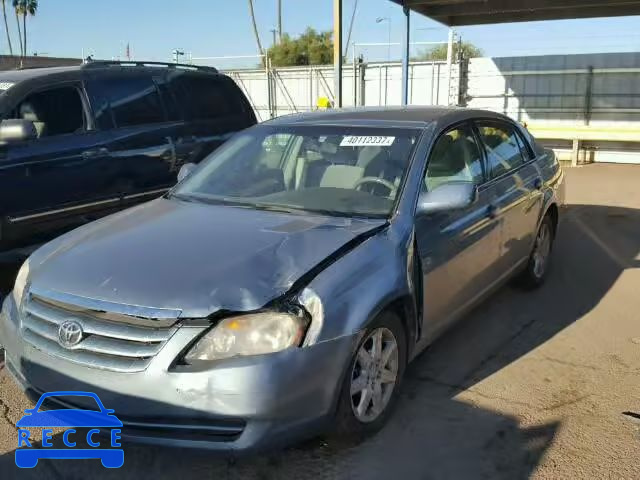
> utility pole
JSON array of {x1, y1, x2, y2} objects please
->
[
  {"x1": 173, "y1": 49, "x2": 185, "y2": 64},
  {"x1": 344, "y1": 0, "x2": 358, "y2": 58},
  {"x1": 270, "y1": 29, "x2": 278, "y2": 47},
  {"x1": 401, "y1": 7, "x2": 410, "y2": 105},
  {"x1": 277, "y1": 0, "x2": 283, "y2": 43},
  {"x1": 334, "y1": 0, "x2": 343, "y2": 107}
]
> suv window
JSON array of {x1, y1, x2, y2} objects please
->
[
  {"x1": 7, "y1": 86, "x2": 85, "y2": 139},
  {"x1": 424, "y1": 123, "x2": 484, "y2": 191},
  {"x1": 164, "y1": 72, "x2": 243, "y2": 122},
  {"x1": 88, "y1": 75, "x2": 165, "y2": 129},
  {"x1": 476, "y1": 121, "x2": 527, "y2": 178}
]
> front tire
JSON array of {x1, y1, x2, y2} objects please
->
[
  {"x1": 517, "y1": 214, "x2": 555, "y2": 289},
  {"x1": 333, "y1": 311, "x2": 407, "y2": 441}
]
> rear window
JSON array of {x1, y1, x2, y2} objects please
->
[
  {"x1": 87, "y1": 75, "x2": 166, "y2": 128},
  {"x1": 162, "y1": 72, "x2": 245, "y2": 122},
  {"x1": 476, "y1": 121, "x2": 528, "y2": 178}
]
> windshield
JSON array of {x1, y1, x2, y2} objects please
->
[{"x1": 173, "y1": 125, "x2": 421, "y2": 218}]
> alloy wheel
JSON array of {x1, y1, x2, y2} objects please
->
[
  {"x1": 533, "y1": 222, "x2": 552, "y2": 279},
  {"x1": 350, "y1": 327, "x2": 399, "y2": 423}
]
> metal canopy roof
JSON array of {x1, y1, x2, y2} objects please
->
[{"x1": 391, "y1": 0, "x2": 640, "y2": 26}]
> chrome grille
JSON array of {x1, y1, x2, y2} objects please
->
[{"x1": 21, "y1": 292, "x2": 179, "y2": 373}]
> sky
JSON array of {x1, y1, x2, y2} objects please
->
[{"x1": 16, "y1": 0, "x2": 640, "y2": 68}]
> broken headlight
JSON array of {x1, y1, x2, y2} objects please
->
[
  {"x1": 12, "y1": 258, "x2": 30, "y2": 310},
  {"x1": 184, "y1": 312, "x2": 309, "y2": 362}
]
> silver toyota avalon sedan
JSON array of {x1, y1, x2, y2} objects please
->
[{"x1": 1, "y1": 107, "x2": 564, "y2": 453}]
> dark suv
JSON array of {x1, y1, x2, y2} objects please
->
[{"x1": 0, "y1": 61, "x2": 256, "y2": 256}]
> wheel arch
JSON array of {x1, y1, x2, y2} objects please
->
[
  {"x1": 545, "y1": 202, "x2": 559, "y2": 238},
  {"x1": 363, "y1": 293, "x2": 417, "y2": 363}
]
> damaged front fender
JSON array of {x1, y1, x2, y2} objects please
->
[{"x1": 294, "y1": 221, "x2": 417, "y2": 352}]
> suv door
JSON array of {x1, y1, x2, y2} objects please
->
[
  {"x1": 85, "y1": 71, "x2": 178, "y2": 207},
  {"x1": 474, "y1": 120, "x2": 544, "y2": 273},
  {"x1": 160, "y1": 71, "x2": 256, "y2": 167},
  {"x1": 0, "y1": 82, "x2": 116, "y2": 251},
  {"x1": 415, "y1": 122, "x2": 502, "y2": 340}
]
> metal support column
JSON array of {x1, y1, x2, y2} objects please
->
[
  {"x1": 446, "y1": 28, "x2": 454, "y2": 105},
  {"x1": 572, "y1": 139, "x2": 581, "y2": 167},
  {"x1": 334, "y1": 0, "x2": 343, "y2": 108},
  {"x1": 353, "y1": 44, "x2": 358, "y2": 106},
  {"x1": 359, "y1": 59, "x2": 366, "y2": 106},
  {"x1": 401, "y1": 6, "x2": 410, "y2": 106},
  {"x1": 584, "y1": 65, "x2": 594, "y2": 126}
]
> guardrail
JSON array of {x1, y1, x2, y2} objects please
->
[{"x1": 528, "y1": 125, "x2": 640, "y2": 166}]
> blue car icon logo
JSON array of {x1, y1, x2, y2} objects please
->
[{"x1": 15, "y1": 391, "x2": 124, "y2": 469}]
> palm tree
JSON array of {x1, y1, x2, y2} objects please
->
[
  {"x1": 12, "y1": 0, "x2": 22, "y2": 56},
  {"x1": 247, "y1": 0, "x2": 263, "y2": 56},
  {"x1": 20, "y1": 0, "x2": 37, "y2": 57},
  {"x1": 2, "y1": 0, "x2": 13, "y2": 56}
]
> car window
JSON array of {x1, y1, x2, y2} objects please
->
[
  {"x1": 172, "y1": 126, "x2": 420, "y2": 218},
  {"x1": 165, "y1": 72, "x2": 242, "y2": 122},
  {"x1": 517, "y1": 124, "x2": 544, "y2": 157},
  {"x1": 514, "y1": 129, "x2": 535, "y2": 160},
  {"x1": 154, "y1": 73, "x2": 182, "y2": 121},
  {"x1": 424, "y1": 124, "x2": 484, "y2": 191},
  {"x1": 476, "y1": 121, "x2": 527, "y2": 178},
  {"x1": 6, "y1": 86, "x2": 86, "y2": 139},
  {"x1": 87, "y1": 75, "x2": 165, "y2": 129}
]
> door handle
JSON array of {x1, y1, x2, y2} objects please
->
[
  {"x1": 82, "y1": 147, "x2": 109, "y2": 159},
  {"x1": 534, "y1": 177, "x2": 543, "y2": 190},
  {"x1": 487, "y1": 203, "x2": 499, "y2": 219}
]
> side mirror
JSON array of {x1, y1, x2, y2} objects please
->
[
  {"x1": 416, "y1": 182, "x2": 478, "y2": 215},
  {"x1": 177, "y1": 163, "x2": 197, "y2": 183},
  {"x1": 0, "y1": 119, "x2": 37, "y2": 144}
]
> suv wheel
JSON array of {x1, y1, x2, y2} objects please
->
[{"x1": 333, "y1": 312, "x2": 406, "y2": 440}]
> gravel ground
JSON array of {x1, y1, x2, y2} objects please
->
[{"x1": 1, "y1": 164, "x2": 639, "y2": 479}]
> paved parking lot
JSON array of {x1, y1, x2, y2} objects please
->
[{"x1": 1, "y1": 164, "x2": 639, "y2": 479}]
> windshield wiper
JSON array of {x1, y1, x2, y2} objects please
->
[
  {"x1": 170, "y1": 193, "x2": 245, "y2": 207},
  {"x1": 171, "y1": 195, "x2": 385, "y2": 219},
  {"x1": 168, "y1": 192, "x2": 201, "y2": 204},
  {"x1": 247, "y1": 203, "x2": 383, "y2": 219}
]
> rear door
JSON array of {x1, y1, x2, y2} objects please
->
[
  {"x1": 415, "y1": 122, "x2": 502, "y2": 340},
  {"x1": 474, "y1": 119, "x2": 544, "y2": 274},
  {"x1": 85, "y1": 70, "x2": 178, "y2": 206},
  {"x1": 161, "y1": 71, "x2": 256, "y2": 166}
]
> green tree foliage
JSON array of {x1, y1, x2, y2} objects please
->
[
  {"x1": 414, "y1": 41, "x2": 483, "y2": 62},
  {"x1": 268, "y1": 28, "x2": 333, "y2": 67}
]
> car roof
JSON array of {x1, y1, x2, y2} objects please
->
[
  {"x1": 0, "y1": 62, "x2": 221, "y2": 85},
  {"x1": 0, "y1": 66, "x2": 81, "y2": 83},
  {"x1": 264, "y1": 106, "x2": 513, "y2": 129}
]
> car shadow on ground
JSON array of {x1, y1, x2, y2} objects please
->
[{"x1": 0, "y1": 203, "x2": 638, "y2": 479}]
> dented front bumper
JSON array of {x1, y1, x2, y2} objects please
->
[{"x1": 1, "y1": 294, "x2": 358, "y2": 453}]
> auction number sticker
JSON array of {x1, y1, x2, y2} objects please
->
[{"x1": 340, "y1": 136, "x2": 395, "y2": 147}]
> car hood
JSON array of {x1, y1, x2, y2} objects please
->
[{"x1": 29, "y1": 198, "x2": 386, "y2": 318}]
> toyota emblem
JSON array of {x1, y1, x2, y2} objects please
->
[{"x1": 58, "y1": 321, "x2": 83, "y2": 348}]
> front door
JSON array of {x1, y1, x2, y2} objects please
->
[
  {"x1": 0, "y1": 84, "x2": 115, "y2": 250},
  {"x1": 415, "y1": 122, "x2": 502, "y2": 341}
]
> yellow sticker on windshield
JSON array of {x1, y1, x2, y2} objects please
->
[{"x1": 340, "y1": 136, "x2": 395, "y2": 147}]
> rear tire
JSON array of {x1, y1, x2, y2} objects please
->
[
  {"x1": 517, "y1": 214, "x2": 555, "y2": 289},
  {"x1": 332, "y1": 311, "x2": 407, "y2": 442}
]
